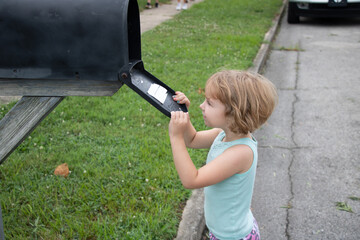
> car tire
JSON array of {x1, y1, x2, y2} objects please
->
[{"x1": 287, "y1": 2, "x2": 300, "y2": 23}]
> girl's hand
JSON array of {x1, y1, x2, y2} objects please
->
[
  {"x1": 169, "y1": 111, "x2": 190, "y2": 138},
  {"x1": 172, "y1": 91, "x2": 190, "y2": 109}
]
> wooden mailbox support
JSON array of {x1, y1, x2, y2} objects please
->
[{"x1": 0, "y1": 97, "x2": 64, "y2": 164}]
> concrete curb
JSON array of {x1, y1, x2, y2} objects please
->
[
  {"x1": 249, "y1": 0, "x2": 287, "y2": 74},
  {"x1": 175, "y1": 1, "x2": 287, "y2": 239},
  {"x1": 175, "y1": 188, "x2": 205, "y2": 240}
]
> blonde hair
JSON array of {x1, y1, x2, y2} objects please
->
[{"x1": 205, "y1": 70, "x2": 278, "y2": 134}]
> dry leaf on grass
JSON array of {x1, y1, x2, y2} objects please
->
[{"x1": 54, "y1": 163, "x2": 69, "y2": 178}]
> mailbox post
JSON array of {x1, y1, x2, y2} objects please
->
[{"x1": 0, "y1": 0, "x2": 187, "y2": 237}]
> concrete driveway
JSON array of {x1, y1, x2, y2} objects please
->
[{"x1": 252, "y1": 11, "x2": 360, "y2": 240}]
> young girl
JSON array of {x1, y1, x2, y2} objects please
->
[{"x1": 168, "y1": 70, "x2": 278, "y2": 240}]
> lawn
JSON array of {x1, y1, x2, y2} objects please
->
[{"x1": 0, "y1": 0, "x2": 283, "y2": 239}]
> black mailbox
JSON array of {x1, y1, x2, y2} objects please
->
[{"x1": 0, "y1": 0, "x2": 187, "y2": 117}]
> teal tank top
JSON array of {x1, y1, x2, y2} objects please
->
[{"x1": 204, "y1": 131, "x2": 258, "y2": 240}]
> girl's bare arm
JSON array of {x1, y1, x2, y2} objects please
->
[{"x1": 169, "y1": 111, "x2": 253, "y2": 189}]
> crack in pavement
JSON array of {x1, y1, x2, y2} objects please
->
[{"x1": 285, "y1": 40, "x2": 301, "y2": 240}]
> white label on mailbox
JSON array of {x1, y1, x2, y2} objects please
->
[{"x1": 148, "y1": 83, "x2": 168, "y2": 104}]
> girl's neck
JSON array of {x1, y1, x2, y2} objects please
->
[{"x1": 222, "y1": 128, "x2": 251, "y2": 142}]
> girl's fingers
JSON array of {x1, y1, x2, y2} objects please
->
[
  {"x1": 173, "y1": 92, "x2": 190, "y2": 108},
  {"x1": 174, "y1": 95, "x2": 188, "y2": 103},
  {"x1": 173, "y1": 92, "x2": 184, "y2": 100},
  {"x1": 171, "y1": 111, "x2": 187, "y2": 122},
  {"x1": 173, "y1": 111, "x2": 179, "y2": 119},
  {"x1": 180, "y1": 111, "x2": 189, "y2": 123}
]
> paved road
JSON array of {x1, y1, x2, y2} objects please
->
[{"x1": 252, "y1": 12, "x2": 360, "y2": 240}]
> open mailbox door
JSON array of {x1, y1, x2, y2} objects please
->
[
  {"x1": 0, "y1": 0, "x2": 187, "y2": 117},
  {"x1": 120, "y1": 61, "x2": 187, "y2": 117}
]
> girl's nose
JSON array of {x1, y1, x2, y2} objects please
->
[{"x1": 199, "y1": 101, "x2": 205, "y2": 110}]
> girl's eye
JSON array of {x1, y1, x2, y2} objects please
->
[{"x1": 206, "y1": 99, "x2": 212, "y2": 106}]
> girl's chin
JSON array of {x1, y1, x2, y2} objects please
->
[
  {"x1": 203, "y1": 120, "x2": 211, "y2": 128},
  {"x1": 203, "y1": 116, "x2": 212, "y2": 128}
]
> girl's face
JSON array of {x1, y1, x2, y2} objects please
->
[{"x1": 199, "y1": 96, "x2": 227, "y2": 129}]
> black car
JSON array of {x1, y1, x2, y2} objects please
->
[{"x1": 288, "y1": 0, "x2": 360, "y2": 23}]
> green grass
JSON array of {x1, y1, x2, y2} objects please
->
[{"x1": 0, "y1": 0, "x2": 283, "y2": 238}]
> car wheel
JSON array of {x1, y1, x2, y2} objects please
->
[{"x1": 287, "y1": 2, "x2": 300, "y2": 24}]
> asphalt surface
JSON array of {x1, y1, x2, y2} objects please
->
[{"x1": 252, "y1": 10, "x2": 360, "y2": 240}]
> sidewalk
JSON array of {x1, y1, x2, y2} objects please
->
[{"x1": 253, "y1": 8, "x2": 360, "y2": 239}]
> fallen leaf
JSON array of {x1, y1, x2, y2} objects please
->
[{"x1": 54, "y1": 163, "x2": 69, "y2": 178}]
